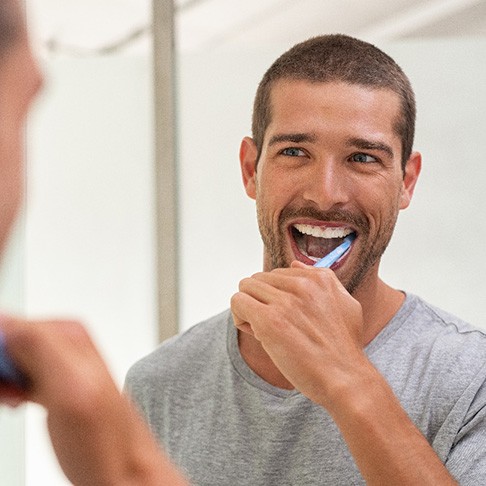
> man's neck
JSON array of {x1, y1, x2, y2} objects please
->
[
  {"x1": 237, "y1": 274, "x2": 405, "y2": 391},
  {"x1": 354, "y1": 276, "x2": 405, "y2": 346}
]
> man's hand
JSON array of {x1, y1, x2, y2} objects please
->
[
  {"x1": 231, "y1": 262, "x2": 458, "y2": 485},
  {"x1": 0, "y1": 315, "x2": 188, "y2": 486},
  {"x1": 231, "y1": 260, "x2": 366, "y2": 409}
]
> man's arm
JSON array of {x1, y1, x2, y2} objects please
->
[
  {"x1": 0, "y1": 316, "x2": 188, "y2": 486},
  {"x1": 231, "y1": 263, "x2": 458, "y2": 485}
]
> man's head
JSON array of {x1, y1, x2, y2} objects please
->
[
  {"x1": 0, "y1": 0, "x2": 42, "y2": 253},
  {"x1": 240, "y1": 35, "x2": 421, "y2": 294},
  {"x1": 252, "y1": 34, "x2": 416, "y2": 170}
]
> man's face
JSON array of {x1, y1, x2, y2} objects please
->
[
  {"x1": 0, "y1": 31, "x2": 42, "y2": 253},
  {"x1": 240, "y1": 80, "x2": 420, "y2": 294}
]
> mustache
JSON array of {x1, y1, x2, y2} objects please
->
[{"x1": 279, "y1": 206, "x2": 369, "y2": 233}]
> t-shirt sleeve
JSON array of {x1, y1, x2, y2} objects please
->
[{"x1": 444, "y1": 381, "x2": 486, "y2": 484}]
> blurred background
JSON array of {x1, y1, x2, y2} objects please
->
[{"x1": 0, "y1": 0, "x2": 485, "y2": 484}]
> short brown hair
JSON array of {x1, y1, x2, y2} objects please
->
[
  {"x1": 252, "y1": 35, "x2": 416, "y2": 169},
  {"x1": 0, "y1": 0, "x2": 22, "y2": 57}
]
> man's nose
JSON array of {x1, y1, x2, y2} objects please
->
[{"x1": 302, "y1": 159, "x2": 350, "y2": 211}]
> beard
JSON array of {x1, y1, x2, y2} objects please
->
[{"x1": 256, "y1": 203, "x2": 399, "y2": 295}]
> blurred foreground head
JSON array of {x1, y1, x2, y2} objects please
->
[{"x1": 0, "y1": 0, "x2": 42, "y2": 255}]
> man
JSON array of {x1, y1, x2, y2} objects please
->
[
  {"x1": 126, "y1": 35, "x2": 486, "y2": 484},
  {"x1": 0, "y1": 1, "x2": 188, "y2": 484}
]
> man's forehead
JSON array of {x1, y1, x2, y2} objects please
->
[
  {"x1": 266, "y1": 79, "x2": 401, "y2": 130},
  {"x1": 268, "y1": 80, "x2": 400, "y2": 123}
]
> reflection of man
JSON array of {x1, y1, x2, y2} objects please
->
[
  {"x1": 127, "y1": 35, "x2": 486, "y2": 484},
  {"x1": 0, "y1": 2, "x2": 188, "y2": 484}
]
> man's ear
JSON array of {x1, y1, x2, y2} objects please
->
[
  {"x1": 239, "y1": 136, "x2": 258, "y2": 200},
  {"x1": 400, "y1": 151, "x2": 422, "y2": 210}
]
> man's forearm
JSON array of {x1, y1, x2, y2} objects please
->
[{"x1": 323, "y1": 360, "x2": 457, "y2": 485}]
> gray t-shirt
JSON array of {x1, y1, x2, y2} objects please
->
[{"x1": 125, "y1": 294, "x2": 486, "y2": 485}]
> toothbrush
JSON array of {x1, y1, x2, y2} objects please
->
[
  {"x1": 0, "y1": 330, "x2": 27, "y2": 389},
  {"x1": 313, "y1": 233, "x2": 356, "y2": 268}
]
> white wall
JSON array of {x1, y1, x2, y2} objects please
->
[
  {"x1": 178, "y1": 38, "x2": 486, "y2": 332},
  {"x1": 380, "y1": 39, "x2": 486, "y2": 324}
]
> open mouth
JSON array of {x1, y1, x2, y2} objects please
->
[{"x1": 290, "y1": 223, "x2": 355, "y2": 264}]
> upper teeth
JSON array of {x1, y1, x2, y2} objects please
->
[{"x1": 293, "y1": 224, "x2": 353, "y2": 238}]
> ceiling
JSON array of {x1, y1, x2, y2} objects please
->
[
  {"x1": 176, "y1": 0, "x2": 486, "y2": 52},
  {"x1": 27, "y1": 0, "x2": 486, "y2": 56}
]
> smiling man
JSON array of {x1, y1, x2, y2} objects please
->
[{"x1": 126, "y1": 35, "x2": 486, "y2": 485}]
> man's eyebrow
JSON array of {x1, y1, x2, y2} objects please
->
[
  {"x1": 267, "y1": 132, "x2": 318, "y2": 146},
  {"x1": 347, "y1": 137, "x2": 394, "y2": 158}
]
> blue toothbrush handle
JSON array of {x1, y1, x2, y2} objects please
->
[
  {"x1": 0, "y1": 330, "x2": 27, "y2": 389},
  {"x1": 313, "y1": 233, "x2": 355, "y2": 268}
]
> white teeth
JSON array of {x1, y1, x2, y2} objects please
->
[{"x1": 293, "y1": 224, "x2": 352, "y2": 239}]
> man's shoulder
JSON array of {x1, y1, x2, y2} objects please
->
[
  {"x1": 386, "y1": 293, "x2": 486, "y2": 381},
  {"x1": 125, "y1": 309, "x2": 231, "y2": 387},
  {"x1": 409, "y1": 294, "x2": 486, "y2": 352}
]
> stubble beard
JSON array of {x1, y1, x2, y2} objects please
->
[{"x1": 256, "y1": 204, "x2": 399, "y2": 295}]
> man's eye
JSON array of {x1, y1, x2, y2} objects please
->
[
  {"x1": 281, "y1": 147, "x2": 306, "y2": 157},
  {"x1": 351, "y1": 153, "x2": 377, "y2": 163}
]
